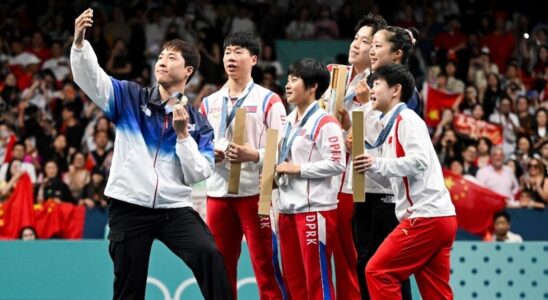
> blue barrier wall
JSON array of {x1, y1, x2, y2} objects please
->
[{"x1": 1, "y1": 241, "x2": 547, "y2": 300}]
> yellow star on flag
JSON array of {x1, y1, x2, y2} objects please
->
[
  {"x1": 444, "y1": 177, "x2": 455, "y2": 190},
  {"x1": 428, "y1": 109, "x2": 440, "y2": 121}
]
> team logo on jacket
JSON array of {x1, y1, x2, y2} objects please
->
[
  {"x1": 388, "y1": 136, "x2": 393, "y2": 144},
  {"x1": 298, "y1": 129, "x2": 307, "y2": 136},
  {"x1": 187, "y1": 123, "x2": 195, "y2": 132}
]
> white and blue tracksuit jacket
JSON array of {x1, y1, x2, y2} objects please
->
[{"x1": 71, "y1": 40, "x2": 214, "y2": 209}]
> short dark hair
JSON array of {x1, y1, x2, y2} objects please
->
[
  {"x1": 160, "y1": 39, "x2": 200, "y2": 80},
  {"x1": 287, "y1": 58, "x2": 330, "y2": 99},
  {"x1": 354, "y1": 13, "x2": 388, "y2": 35},
  {"x1": 370, "y1": 64, "x2": 415, "y2": 103},
  {"x1": 223, "y1": 31, "x2": 261, "y2": 57},
  {"x1": 494, "y1": 210, "x2": 511, "y2": 222}
]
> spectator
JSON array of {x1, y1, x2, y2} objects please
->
[
  {"x1": 519, "y1": 158, "x2": 548, "y2": 209},
  {"x1": 60, "y1": 103, "x2": 85, "y2": 155},
  {"x1": 86, "y1": 130, "x2": 112, "y2": 171},
  {"x1": 19, "y1": 226, "x2": 37, "y2": 240},
  {"x1": 48, "y1": 134, "x2": 69, "y2": 173},
  {"x1": 445, "y1": 60, "x2": 464, "y2": 93},
  {"x1": 434, "y1": 15, "x2": 467, "y2": 62},
  {"x1": 515, "y1": 95, "x2": 534, "y2": 136},
  {"x1": 105, "y1": 39, "x2": 132, "y2": 80},
  {"x1": 537, "y1": 139, "x2": 548, "y2": 174},
  {"x1": 36, "y1": 160, "x2": 74, "y2": 204},
  {"x1": 42, "y1": 40, "x2": 71, "y2": 82},
  {"x1": 491, "y1": 211, "x2": 523, "y2": 242},
  {"x1": 471, "y1": 103, "x2": 485, "y2": 120},
  {"x1": 482, "y1": 14, "x2": 516, "y2": 73},
  {"x1": 26, "y1": 31, "x2": 52, "y2": 64},
  {"x1": 483, "y1": 72, "x2": 503, "y2": 119},
  {"x1": 515, "y1": 135, "x2": 534, "y2": 168},
  {"x1": 0, "y1": 142, "x2": 36, "y2": 183},
  {"x1": 489, "y1": 96, "x2": 520, "y2": 157},
  {"x1": 449, "y1": 158, "x2": 464, "y2": 175},
  {"x1": 314, "y1": 5, "x2": 339, "y2": 39},
  {"x1": 257, "y1": 41, "x2": 283, "y2": 79},
  {"x1": 0, "y1": 73, "x2": 20, "y2": 112},
  {"x1": 225, "y1": 3, "x2": 256, "y2": 35},
  {"x1": 531, "y1": 108, "x2": 548, "y2": 144},
  {"x1": 431, "y1": 108, "x2": 454, "y2": 145},
  {"x1": 80, "y1": 166, "x2": 107, "y2": 209},
  {"x1": 436, "y1": 128, "x2": 462, "y2": 167},
  {"x1": 22, "y1": 135, "x2": 42, "y2": 174},
  {"x1": 285, "y1": 7, "x2": 315, "y2": 40},
  {"x1": 476, "y1": 146, "x2": 520, "y2": 207},
  {"x1": 461, "y1": 144, "x2": 479, "y2": 176},
  {"x1": 0, "y1": 158, "x2": 25, "y2": 200},
  {"x1": 467, "y1": 46, "x2": 499, "y2": 101},
  {"x1": 104, "y1": 6, "x2": 131, "y2": 45},
  {"x1": 458, "y1": 85, "x2": 479, "y2": 115},
  {"x1": 506, "y1": 158, "x2": 524, "y2": 184},
  {"x1": 197, "y1": 28, "x2": 223, "y2": 85},
  {"x1": 63, "y1": 151, "x2": 90, "y2": 200}
]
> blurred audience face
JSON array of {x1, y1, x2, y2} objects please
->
[
  {"x1": 540, "y1": 143, "x2": 548, "y2": 160},
  {"x1": 450, "y1": 160, "x2": 463, "y2": 175},
  {"x1": 348, "y1": 25, "x2": 373, "y2": 70},
  {"x1": 478, "y1": 138, "x2": 491, "y2": 155},
  {"x1": 472, "y1": 104, "x2": 484, "y2": 120},
  {"x1": 463, "y1": 145, "x2": 478, "y2": 163},
  {"x1": 44, "y1": 161, "x2": 59, "y2": 178},
  {"x1": 72, "y1": 152, "x2": 86, "y2": 169},
  {"x1": 516, "y1": 96, "x2": 528, "y2": 113},
  {"x1": 527, "y1": 159, "x2": 542, "y2": 176},
  {"x1": 499, "y1": 98, "x2": 512, "y2": 115},
  {"x1": 465, "y1": 86, "x2": 478, "y2": 102},
  {"x1": 490, "y1": 147, "x2": 505, "y2": 169},
  {"x1": 53, "y1": 135, "x2": 67, "y2": 152},
  {"x1": 94, "y1": 130, "x2": 109, "y2": 149},
  {"x1": 21, "y1": 227, "x2": 37, "y2": 240},
  {"x1": 493, "y1": 215, "x2": 510, "y2": 238},
  {"x1": 517, "y1": 137, "x2": 531, "y2": 155},
  {"x1": 536, "y1": 110, "x2": 547, "y2": 127},
  {"x1": 9, "y1": 159, "x2": 22, "y2": 177},
  {"x1": 11, "y1": 144, "x2": 26, "y2": 160}
]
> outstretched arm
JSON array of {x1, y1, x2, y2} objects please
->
[{"x1": 70, "y1": 8, "x2": 115, "y2": 118}]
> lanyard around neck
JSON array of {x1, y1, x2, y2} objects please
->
[
  {"x1": 219, "y1": 83, "x2": 255, "y2": 138},
  {"x1": 365, "y1": 104, "x2": 408, "y2": 149},
  {"x1": 278, "y1": 102, "x2": 320, "y2": 164}
]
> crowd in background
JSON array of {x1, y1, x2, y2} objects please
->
[{"x1": 0, "y1": 0, "x2": 547, "y2": 239}]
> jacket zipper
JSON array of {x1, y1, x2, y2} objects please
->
[{"x1": 152, "y1": 114, "x2": 169, "y2": 208}]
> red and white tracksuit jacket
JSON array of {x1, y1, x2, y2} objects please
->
[
  {"x1": 200, "y1": 80, "x2": 287, "y2": 300},
  {"x1": 277, "y1": 102, "x2": 345, "y2": 300},
  {"x1": 277, "y1": 102, "x2": 346, "y2": 213},
  {"x1": 200, "y1": 80, "x2": 286, "y2": 197},
  {"x1": 365, "y1": 103, "x2": 457, "y2": 300}
]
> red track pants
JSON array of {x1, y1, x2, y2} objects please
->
[
  {"x1": 207, "y1": 196, "x2": 285, "y2": 300},
  {"x1": 333, "y1": 193, "x2": 360, "y2": 299},
  {"x1": 278, "y1": 210, "x2": 337, "y2": 300},
  {"x1": 366, "y1": 216, "x2": 457, "y2": 300}
]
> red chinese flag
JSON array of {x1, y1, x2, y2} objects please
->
[
  {"x1": 0, "y1": 173, "x2": 35, "y2": 239},
  {"x1": 424, "y1": 83, "x2": 461, "y2": 127},
  {"x1": 443, "y1": 170, "x2": 506, "y2": 235},
  {"x1": 34, "y1": 200, "x2": 85, "y2": 239},
  {"x1": 57, "y1": 203, "x2": 85, "y2": 239},
  {"x1": 34, "y1": 200, "x2": 63, "y2": 239}
]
